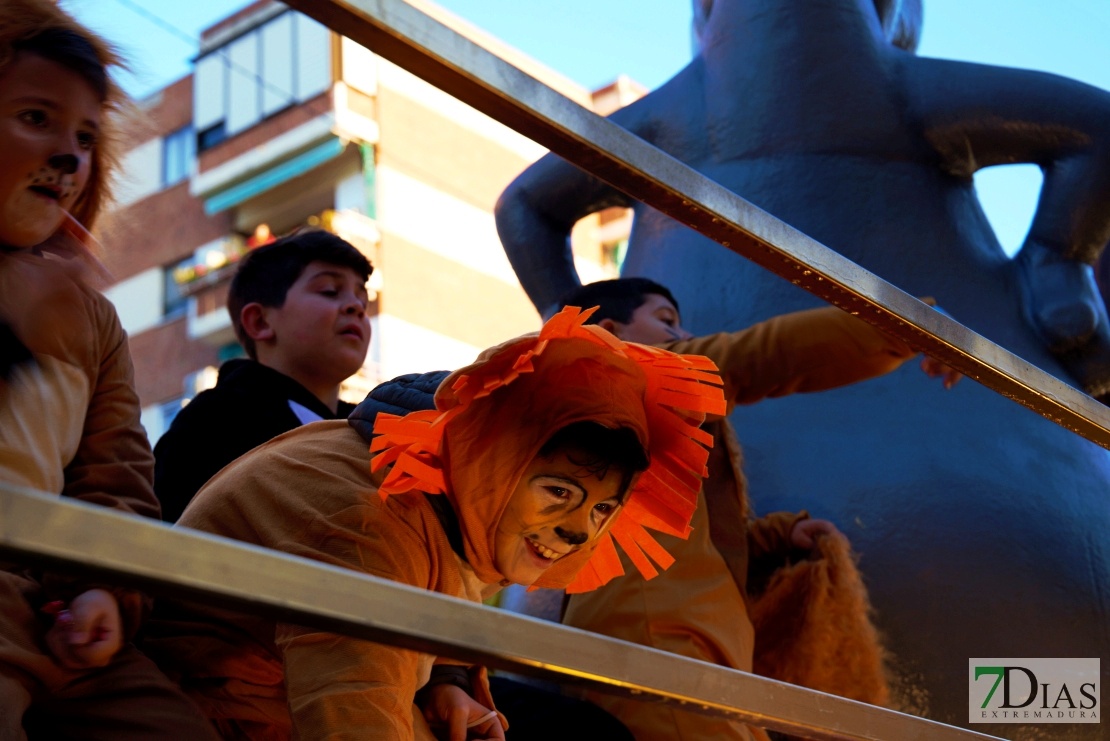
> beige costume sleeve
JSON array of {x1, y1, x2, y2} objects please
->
[
  {"x1": 278, "y1": 622, "x2": 425, "y2": 739},
  {"x1": 664, "y1": 305, "x2": 916, "y2": 412},
  {"x1": 277, "y1": 513, "x2": 437, "y2": 738},
  {"x1": 747, "y1": 510, "x2": 809, "y2": 562},
  {"x1": 44, "y1": 284, "x2": 158, "y2": 638},
  {"x1": 63, "y1": 291, "x2": 159, "y2": 519}
]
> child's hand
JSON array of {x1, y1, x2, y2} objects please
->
[
  {"x1": 920, "y1": 355, "x2": 962, "y2": 390},
  {"x1": 918, "y1": 301, "x2": 962, "y2": 389},
  {"x1": 421, "y1": 683, "x2": 505, "y2": 741},
  {"x1": 790, "y1": 518, "x2": 838, "y2": 550},
  {"x1": 44, "y1": 588, "x2": 123, "y2": 669}
]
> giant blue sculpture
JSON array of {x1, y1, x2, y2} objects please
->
[{"x1": 495, "y1": 0, "x2": 1110, "y2": 735}]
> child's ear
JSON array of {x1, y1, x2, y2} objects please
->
[
  {"x1": 239, "y1": 303, "x2": 276, "y2": 342},
  {"x1": 597, "y1": 317, "x2": 622, "y2": 337}
]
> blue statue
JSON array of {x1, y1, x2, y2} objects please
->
[{"x1": 495, "y1": 0, "x2": 1110, "y2": 734}]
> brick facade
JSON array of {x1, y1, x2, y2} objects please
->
[
  {"x1": 96, "y1": 181, "x2": 233, "y2": 281},
  {"x1": 144, "y1": 76, "x2": 193, "y2": 141},
  {"x1": 128, "y1": 317, "x2": 220, "y2": 405}
]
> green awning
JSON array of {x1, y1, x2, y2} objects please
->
[{"x1": 204, "y1": 137, "x2": 346, "y2": 215}]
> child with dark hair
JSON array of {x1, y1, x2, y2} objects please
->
[
  {"x1": 0, "y1": 1, "x2": 217, "y2": 737},
  {"x1": 556, "y1": 277, "x2": 681, "y2": 330},
  {"x1": 154, "y1": 229, "x2": 372, "y2": 522},
  {"x1": 143, "y1": 308, "x2": 724, "y2": 740},
  {"x1": 558, "y1": 277, "x2": 957, "y2": 740}
]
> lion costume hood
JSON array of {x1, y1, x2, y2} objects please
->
[{"x1": 370, "y1": 307, "x2": 727, "y2": 593}]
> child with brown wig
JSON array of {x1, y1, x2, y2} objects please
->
[
  {"x1": 0, "y1": 1, "x2": 217, "y2": 737},
  {"x1": 143, "y1": 307, "x2": 725, "y2": 740}
]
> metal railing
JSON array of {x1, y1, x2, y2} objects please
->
[
  {"x1": 0, "y1": 484, "x2": 1000, "y2": 741},
  {"x1": 282, "y1": 0, "x2": 1110, "y2": 451}
]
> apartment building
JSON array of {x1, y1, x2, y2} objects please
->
[{"x1": 97, "y1": 0, "x2": 642, "y2": 443}]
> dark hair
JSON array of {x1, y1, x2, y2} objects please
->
[
  {"x1": 539, "y1": 421, "x2": 650, "y2": 499},
  {"x1": 15, "y1": 29, "x2": 108, "y2": 100},
  {"x1": 558, "y1": 278, "x2": 680, "y2": 326},
  {"x1": 228, "y1": 229, "x2": 373, "y2": 358}
]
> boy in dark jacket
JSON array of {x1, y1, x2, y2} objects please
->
[{"x1": 153, "y1": 230, "x2": 372, "y2": 522}]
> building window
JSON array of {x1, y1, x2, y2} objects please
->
[
  {"x1": 194, "y1": 11, "x2": 332, "y2": 150},
  {"x1": 162, "y1": 126, "x2": 194, "y2": 187},
  {"x1": 197, "y1": 122, "x2": 227, "y2": 151},
  {"x1": 165, "y1": 236, "x2": 249, "y2": 317},
  {"x1": 163, "y1": 258, "x2": 191, "y2": 318}
]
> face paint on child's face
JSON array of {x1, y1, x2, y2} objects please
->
[
  {"x1": 0, "y1": 53, "x2": 101, "y2": 249},
  {"x1": 493, "y1": 447, "x2": 625, "y2": 586}
]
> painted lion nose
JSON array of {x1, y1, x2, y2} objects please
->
[
  {"x1": 554, "y1": 526, "x2": 587, "y2": 546},
  {"x1": 49, "y1": 154, "x2": 79, "y2": 175}
]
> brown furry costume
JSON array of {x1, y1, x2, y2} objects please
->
[{"x1": 750, "y1": 531, "x2": 890, "y2": 707}]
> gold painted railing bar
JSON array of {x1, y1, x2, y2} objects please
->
[
  {"x1": 283, "y1": 0, "x2": 1110, "y2": 449},
  {"x1": 0, "y1": 484, "x2": 1002, "y2": 741}
]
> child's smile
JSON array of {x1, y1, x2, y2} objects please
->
[{"x1": 494, "y1": 448, "x2": 625, "y2": 586}]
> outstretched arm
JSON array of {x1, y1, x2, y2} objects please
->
[
  {"x1": 907, "y1": 57, "x2": 1110, "y2": 376},
  {"x1": 663, "y1": 305, "x2": 920, "y2": 412},
  {"x1": 495, "y1": 153, "x2": 633, "y2": 316},
  {"x1": 908, "y1": 56, "x2": 1110, "y2": 266}
]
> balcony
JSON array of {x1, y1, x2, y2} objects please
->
[
  {"x1": 190, "y1": 6, "x2": 380, "y2": 218},
  {"x1": 173, "y1": 210, "x2": 380, "y2": 345}
]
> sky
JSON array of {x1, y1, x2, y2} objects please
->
[{"x1": 63, "y1": 0, "x2": 1110, "y2": 254}]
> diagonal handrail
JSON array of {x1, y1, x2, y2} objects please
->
[
  {"x1": 0, "y1": 484, "x2": 1002, "y2": 741},
  {"x1": 281, "y1": 0, "x2": 1110, "y2": 450}
]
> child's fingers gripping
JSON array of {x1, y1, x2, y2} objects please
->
[
  {"x1": 468, "y1": 710, "x2": 504, "y2": 741},
  {"x1": 466, "y1": 710, "x2": 499, "y2": 729},
  {"x1": 52, "y1": 590, "x2": 123, "y2": 668}
]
